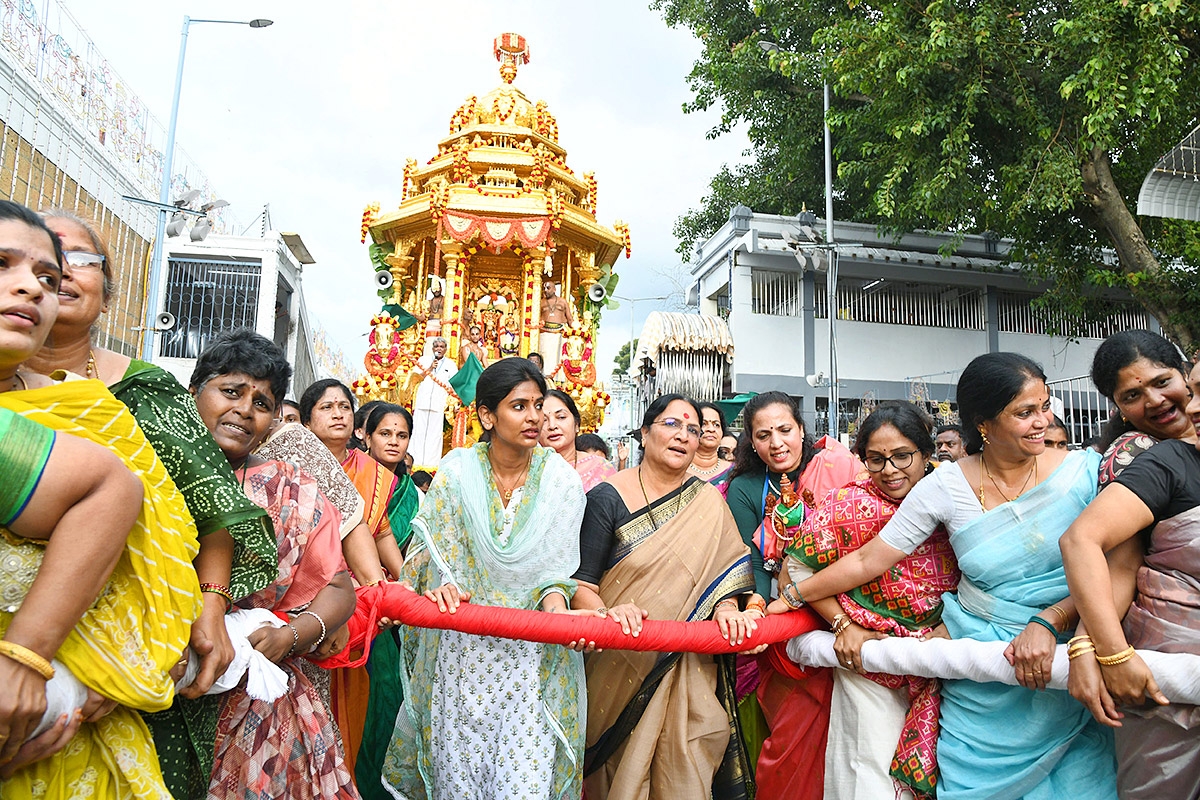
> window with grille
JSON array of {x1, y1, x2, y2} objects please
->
[
  {"x1": 813, "y1": 277, "x2": 985, "y2": 329},
  {"x1": 159, "y1": 258, "x2": 261, "y2": 359},
  {"x1": 995, "y1": 291, "x2": 1151, "y2": 338},
  {"x1": 750, "y1": 269, "x2": 802, "y2": 315}
]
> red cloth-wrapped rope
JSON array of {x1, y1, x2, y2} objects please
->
[{"x1": 312, "y1": 583, "x2": 824, "y2": 669}]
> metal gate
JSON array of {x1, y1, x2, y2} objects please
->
[{"x1": 1046, "y1": 375, "x2": 1111, "y2": 447}]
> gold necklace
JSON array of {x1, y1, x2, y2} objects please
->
[
  {"x1": 638, "y1": 466, "x2": 662, "y2": 530},
  {"x1": 638, "y1": 466, "x2": 685, "y2": 530},
  {"x1": 979, "y1": 453, "x2": 1037, "y2": 508},
  {"x1": 490, "y1": 450, "x2": 531, "y2": 503}
]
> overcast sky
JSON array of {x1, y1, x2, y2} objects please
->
[{"x1": 67, "y1": 0, "x2": 749, "y2": 379}]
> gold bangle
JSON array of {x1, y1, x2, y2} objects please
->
[
  {"x1": 1068, "y1": 642, "x2": 1096, "y2": 655},
  {"x1": 1068, "y1": 634, "x2": 1092, "y2": 646},
  {"x1": 0, "y1": 640, "x2": 54, "y2": 680},
  {"x1": 1068, "y1": 646, "x2": 1097, "y2": 661},
  {"x1": 1096, "y1": 646, "x2": 1136, "y2": 666},
  {"x1": 831, "y1": 613, "x2": 852, "y2": 637},
  {"x1": 1047, "y1": 605, "x2": 1069, "y2": 629}
]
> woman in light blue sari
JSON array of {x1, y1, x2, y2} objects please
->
[
  {"x1": 381, "y1": 357, "x2": 587, "y2": 800},
  {"x1": 770, "y1": 353, "x2": 1117, "y2": 799}
]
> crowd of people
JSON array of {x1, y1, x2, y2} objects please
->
[{"x1": 1, "y1": 191, "x2": 1198, "y2": 800}]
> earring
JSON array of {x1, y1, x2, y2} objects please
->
[
  {"x1": 979, "y1": 430, "x2": 990, "y2": 447},
  {"x1": 1121, "y1": 414, "x2": 1128, "y2": 423}
]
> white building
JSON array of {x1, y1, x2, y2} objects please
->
[
  {"x1": 0, "y1": 1, "x2": 239, "y2": 356},
  {"x1": 687, "y1": 206, "x2": 1154, "y2": 438},
  {"x1": 153, "y1": 231, "x2": 321, "y2": 397}
]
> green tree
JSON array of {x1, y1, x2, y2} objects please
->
[
  {"x1": 613, "y1": 338, "x2": 640, "y2": 375},
  {"x1": 655, "y1": 0, "x2": 1200, "y2": 350}
]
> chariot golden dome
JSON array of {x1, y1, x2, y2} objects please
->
[{"x1": 357, "y1": 33, "x2": 628, "y2": 437}]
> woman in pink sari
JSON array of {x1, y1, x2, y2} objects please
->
[
  {"x1": 540, "y1": 388, "x2": 615, "y2": 491},
  {"x1": 189, "y1": 329, "x2": 359, "y2": 800}
]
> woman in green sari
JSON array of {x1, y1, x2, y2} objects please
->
[
  {"x1": 356, "y1": 402, "x2": 419, "y2": 798},
  {"x1": 27, "y1": 210, "x2": 278, "y2": 798}
]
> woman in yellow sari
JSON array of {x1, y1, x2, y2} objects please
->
[{"x1": 0, "y1": 198, "x2": 201, "y2": 797}]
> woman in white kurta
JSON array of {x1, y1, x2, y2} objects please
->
[{"x1": 382, "y1": 357, "x2": 586, "y2": 800}]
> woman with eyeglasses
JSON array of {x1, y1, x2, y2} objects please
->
[
  {"x1": 770, "y1": 354, "x2": 1118, "y2": 799},
  {"x1": 723, "y1": 391, "x2": 863, "y2": 800},
  {"x1": 572, "y1": 393, "x2": 766, "y2": 799},
  {"x1": 687, "y1": 401, "x2": 733, "y2": 487},
  {"x1": 784, "y1": 402, "x2": 959, "y2": 799},
  {"x1": 718, "y1": 433, "x2": 738, "y2": 463},
  {"x1": 26, "y1": 210, "x2": 277, "y2": 798}
]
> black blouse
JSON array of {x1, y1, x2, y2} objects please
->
[{"x1": 573, "y1": 478, "x2": 703, "y2": 584}]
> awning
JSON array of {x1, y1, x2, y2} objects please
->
[{"x1": 1137, "y1": 124, "x2": 1200, "y2": 223}]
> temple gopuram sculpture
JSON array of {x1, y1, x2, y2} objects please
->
[{"x1": 353, "y1": 33, "x2": 628, "y2": 466}]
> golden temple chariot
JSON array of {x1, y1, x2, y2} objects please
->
[{"x1": 353, "y1": 33, "x2": 629, "y2": 450}]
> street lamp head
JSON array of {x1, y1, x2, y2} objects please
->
[
  {"x1": 190, "y1": 217, "x2": 213, "y2": 242},
  {"x1": 758, "y1": 40, "x2": 779, "y2": 54},
  {"x1": 249, "y1": 18, "x2": 273, "y2": 28}
]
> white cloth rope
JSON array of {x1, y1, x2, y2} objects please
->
[
  {"x1": 33, "y1": 609, "x2": 289, "y2": 741},
  {"x1": 788, "y1": 631, "x2": 1200, "y2": 704}
]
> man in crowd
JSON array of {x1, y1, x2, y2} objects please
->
[
  {"x1": 409, "y1": 336, "x2": 457, "y2": 467},
  {"x1": 935, "y1": 424, "x2": 966, "y2": 462}
]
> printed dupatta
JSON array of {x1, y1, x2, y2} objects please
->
[
  {"x1": 209, "y1": 459, "x2": 354, "y2": 800},
  {"x1": 789, "y1": 479, "x2": 960, "y2": 798},
  {"x1": 384, "y1": 444, "x2": 586, "y2": 800}
]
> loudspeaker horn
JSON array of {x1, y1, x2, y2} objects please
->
[
  {"x1": 587, "y1": 282, "x2": 607, "y2": 302},
  {"x1": 374, "y1": 269, "x2": 394, "y2": 290},
  {"x1": 156, "y1": 312, "x2": 176, "y2": 331}
]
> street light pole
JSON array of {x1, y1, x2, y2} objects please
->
[
  {"x1": 822, "y1": 79, "x2": 839, "y2": 440},
  {"x1": 756, "y1": 40, "x2": 839, "y2": 439},
  {"x1": 139, "y1": 15, "x2": 273, "y2": 362}
]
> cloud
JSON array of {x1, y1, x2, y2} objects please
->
[{"x1": 67, "y1": 0, "x2": 748, "y2": 385}]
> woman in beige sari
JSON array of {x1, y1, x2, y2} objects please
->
[{"x1": 571, "y1": 393, "x2": 766, "y2": 800}]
